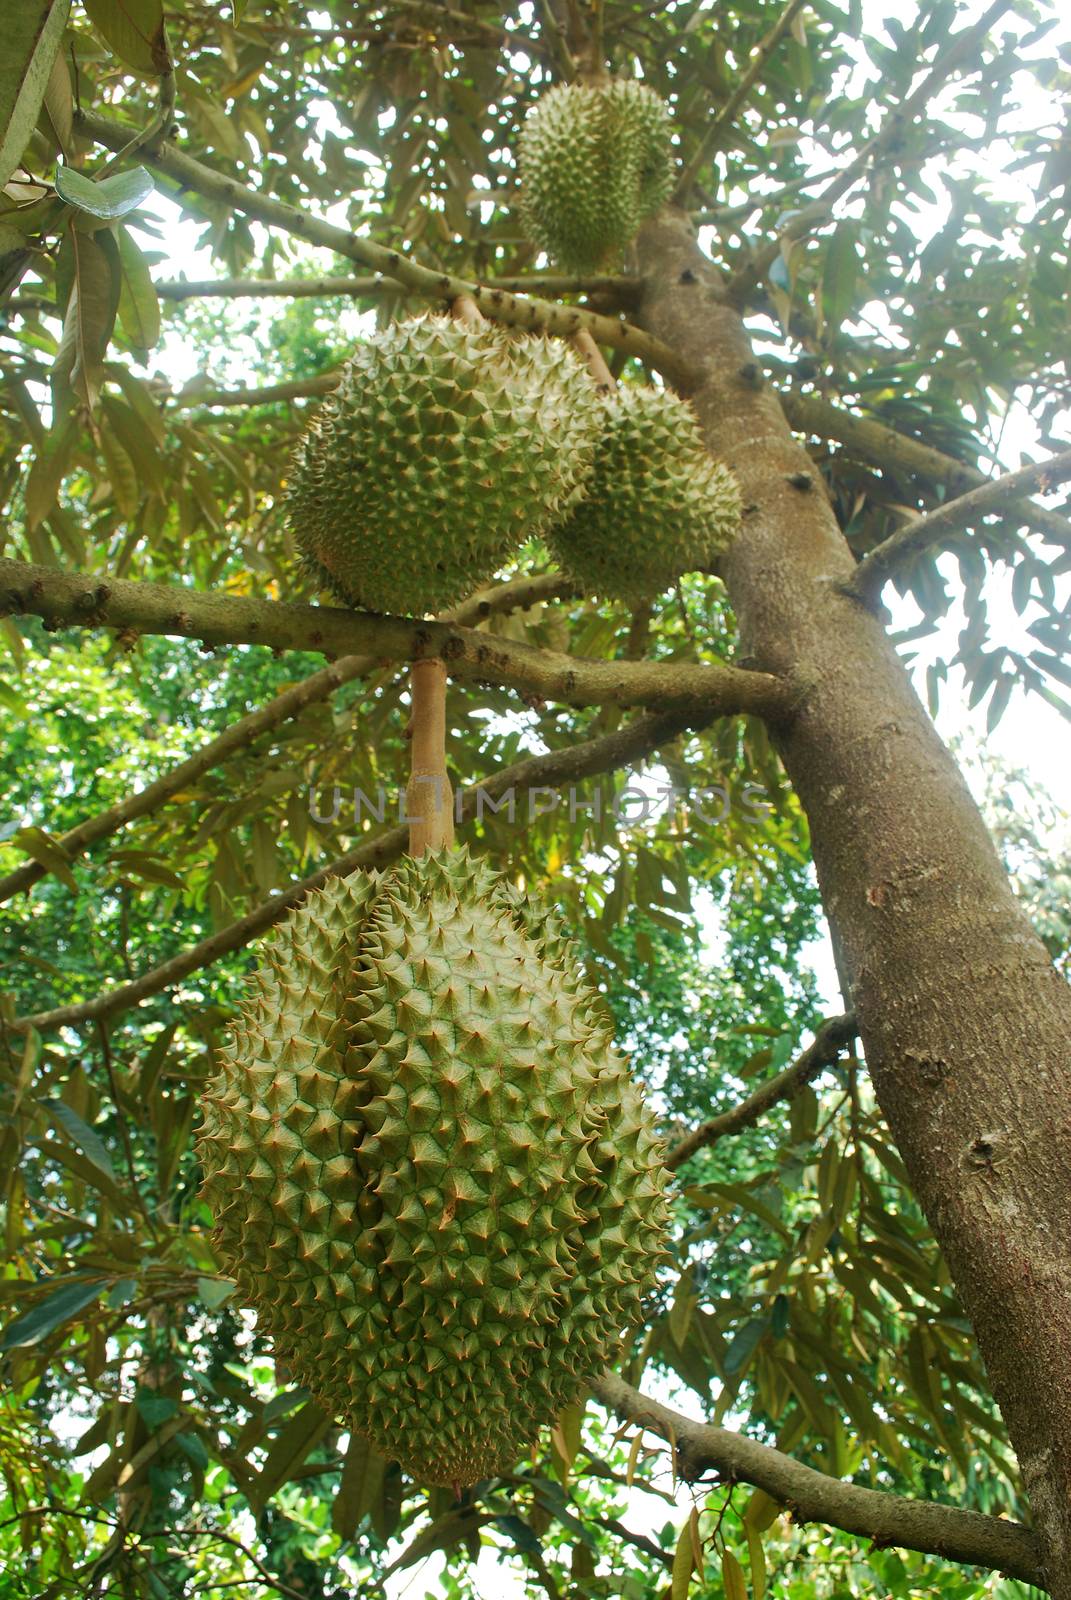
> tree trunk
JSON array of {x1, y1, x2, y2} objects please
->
[{"x1": 636, "y1": 208, "x2": 1071, "y2": 1594}]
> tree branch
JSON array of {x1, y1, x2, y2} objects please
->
[
  {"x1": 779, "y1": 390, "x2": 1071, "y2": 549},
  {"x1": 592, "y1": 1374, "x2": 1043, "y2": 1585},
  {"x1": 152, "y1": 272, "x2": 636, "y2": 303},
  {"x1": 848, "y1": 449, "x2": 1071, "y2": 600},
  {"x1": 674, "y1": 0, "x2": 807, "y2": 203},
  {"x1": 72, "y1": 111, "x2": 693, "y2": 387},
  {"x1": 0, "y1": 559, "x2": 790, "y2": 720},
  {"x1": 0, "y1": 573, "x2": 571, "y2": 905},
  {"x1": 664, "y1": 1013, "x2": 858, "y2": 1170},
  {"x1": 9, "y1": 708, "x2": 715, "y2": 1034},
  {"x1": 176, "y1": 372, "x2": 337, "y2": 408}
]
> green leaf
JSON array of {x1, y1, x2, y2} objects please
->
[
  {"x1": 724, "y1": 1316, "x2": 769, "y2": 1375},
  {"x1": 493, "y1": 1513, "x2": 542, "y2": 1559},
  {"x1": 175, "y1": 1430, "x2": 209, "y2": 1470},
  {"x1": 82, "y1": 0, "x2": 171, "y2": 75},
  {"x1": 47, "y1": 1099, "x2": 116, "y2": 1180},
  {"x1": 135, "y1": 1388, "x2": 178, "y2": 1429},
  {"x1": 332, "y1": 1430, "x2": 385, "y2": 1540},
  {"x1": 12, "y1": 825, "x2": 78, "y2": 889},
  {"x1": 721, "y1": 1548, "x2": 748, "y2": 1600},
  {"x1": 390, "y1": 1509, "x2": 490, "y2": 1573},
  {"x1": 52, "y1": 225, "x2": 121, "y2": 412},
  {"x1": 250, "y1": 1398, "x2": 332, "y2": 1512},
  {"x1": 55, "y1": 165, "x2": 154, "y2": 222},
  {"x1": 114, "y1": 223, "x2": 160, "y2": 349},
  {"x1": 0, "y1": 0, "x2": 70, "y2": 188},
  {"x1": 196, "y1": 1276, "x2": 234, "y2": 1310},
  {"x1": 0, "y1": 1277, "x2": 105, "y2": 1350},
  {"x1": 36, "y1": 1137, "x2": 134, "y2": 1213},
  {"x1": 822, "y1": 222, "x2": 860, "y2": 334}
]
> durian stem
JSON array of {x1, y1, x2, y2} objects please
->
[
  {"x1": 451, "y1": 293, "x2": 486, "y2": 327},
  {"x1": 572, "y1": 328, "x2": 616, "y2": 390},
  {"x1": 406, "y1": 659, "x2": 455, "y2": 856}
]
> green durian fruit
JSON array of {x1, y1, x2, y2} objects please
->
[
  {"x1": 518, "y1": 79, "x2": 674, "y2": 273},
  {"x1": 197, "y1": 848, "x2": 669, "y2": 1488},
  {"x1": 547, "y1": 384, "x2": 742, "y2": 603},
  {"x1": 286, "y1": 313, "x2": 603, "y2": 615}
]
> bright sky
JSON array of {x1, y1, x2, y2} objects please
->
[{"x1": 47, "y1": 0, "x2": 1069, "y2": 1590}]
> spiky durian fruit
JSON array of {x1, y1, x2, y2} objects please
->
[
  {"x1": 547, "y1": 385, "x2": 741, "y2": 603},
  {"x1": 518, "y1": 79, "x2": 674, "y2": 273},
  {"x1": 197, "y1": 849, "x2": 669, "y2": 1487},
  {"x1": 286, "y1": 313, "x2": 602, "y2": 615}
]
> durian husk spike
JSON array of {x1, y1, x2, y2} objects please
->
[{"x1": 406, "y1": 658, "x2": 454, "y2": 856}]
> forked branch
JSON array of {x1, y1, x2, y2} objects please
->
[
  {"x1": 779, "y1": 390, "x2": 1071, "y2": 549},
  {"x1": 664, "y1": 1013, "x2": 858, "y2": 1170},
  {"x1": 593, "y1": 1374, "x2": 1042, "y2": 1584},
  {"x1": 848, "y1": 448, "x2": 1071, "y2": 600},
  {"x1": 0, "y1": 559, "x2": 790, "y2": 721}
]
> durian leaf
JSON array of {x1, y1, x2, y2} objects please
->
[
  {"x1": 54, "y1": 165, "x2": 154, "y2": 223},
  {"x1": 0, "y1": 1277, "x2": 105, "y2": 1351},
  {"x1": 82, "y1": 0, "x2": 171, "y2": 75},
  {"x1": 671, "y1": 1518, "x2": 694, "y2": 1599},
  {"x1": 249, "y1": 1399, "x2": 332, "y2": 1513},
  {"x1": 387, "y1": 1508, "x2": 494, "y2": 1574},
  {"x1": 721, "y1": 1548, "x2": 747, "y2": 1600},
  {"x1": 332, "y1": 1432, "x2": 386, "y2": 1540},
  {"x1": 10, "y1": 825, "x2": 77, "y2": 889},
  {"x1": 0, "y1": 0, "x2": 70, "y2": 188},
  {"x1": 45, "y1": 1099, "x2": 116, "y2": 1180}
]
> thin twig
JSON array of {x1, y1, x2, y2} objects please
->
[
  {"x1": 723, "y1": 0, "x2": 1014, "y2": 306},
  {"x1": 664, "y1": 1014, "x2": 858, "y2": 1170},
  {"x1": 675, "y1": 0, "x2": 807, "y2": 203}
]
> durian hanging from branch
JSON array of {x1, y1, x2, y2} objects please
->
[
  {"x1": 518, "y1": 78, "x2": 675, "y2": 273},
  {"x1": 286, "y1": 303, "x2": 602, "y2": 615},
  {"x1": 197, "y1": 655, "x2": 671, "y2": 1488},
  {"x1": 547, "y1": 335, "x2": 742, "y2": 603}
]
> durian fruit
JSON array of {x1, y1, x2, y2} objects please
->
[
  {"x1": 547, "y1": 384, "x2": 742, "y2": 603},
  {"x1": 518, "y1": 79, "x2": 674, "y2": 273},
  {"x1": 197, "y1": 848, "x2": 669, "y2": 1487},
  {"x1": 286, "y1": 313, "x2": 603, "y2": 615}
]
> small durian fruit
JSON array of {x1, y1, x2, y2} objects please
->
[
  {"x1": 286, "y1": 313, "x2": 603, "y2": 615},
  {"x1": 547, "y1": 384, "x2": 741, "y2": 603},
  {"x1": 518, "y1": 79, "x2": 674, "y2": 273},
  {"x1": 197, "y1": 848, "x2": 670, "y2": 1488}
]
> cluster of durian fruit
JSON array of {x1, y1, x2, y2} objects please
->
[
  {"x1": 286, "y1": 76, "x2": 740, "y2": 617},
  {"x1": 197, "y1": 76, "x2": 723, "y2": 1492}
]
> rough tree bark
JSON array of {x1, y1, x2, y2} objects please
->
[{"x1": 636, "y1": 209, "x2": 1071, "y2": 1594}]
